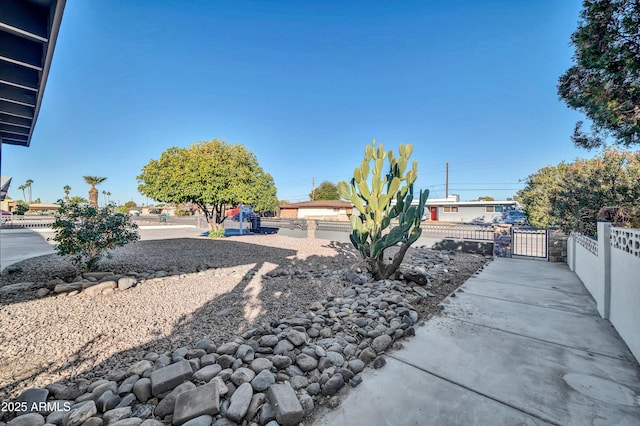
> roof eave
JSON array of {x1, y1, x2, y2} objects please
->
[{"x1": 25, "y1": 0, "x2": 66, "y2": 147}]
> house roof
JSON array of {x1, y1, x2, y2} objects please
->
[
  {"x1": 27, "y1": 203, "x2": 59, "y2": 209},
  {"x1": 0, "y1": 0, "x2": 66, "y2": 147},
  {"x1": 426, "y1": 200, "x2": 518, "y2": 207},
  {"x1": 280, "y1": 200, "x2": 352, "y2": 209},
  {"x1": 0, "y1": 176, "x2": 11, "y2": 200}
]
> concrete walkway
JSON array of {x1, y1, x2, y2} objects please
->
[
  {"x1": 313, "y1": 257, "x2": 640, "y2": 425},
  {"x1": 0, "y1": 228, "x2": 56, "y2": 271}
]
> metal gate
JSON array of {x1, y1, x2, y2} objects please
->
[
  {"x1": 493, "y1": 226, "x2": 548, "y2": 258},
  {"x1": 511, "y1": 227, "x2": 547, "y2": 258}
]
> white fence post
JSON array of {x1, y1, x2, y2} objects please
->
[{"x1": 597, "y1": 222, "x2": 612, "y2": 319}]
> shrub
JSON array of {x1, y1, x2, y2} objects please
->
[
  {"x1": 338, "y1": 141, "x2": 428, "y2": 280},
  {"x1": 51, "y1": 201, "x2": 140, "y2": 273},
  {"x1": 208, "y1": 228, "x2": 225, "y2": 238},
  {"x1": 174, "y1": 209, "x2": 191, "y2": 216},
  {"x1": 14, "y1": 200, "x2": 28, "y2": 215}
]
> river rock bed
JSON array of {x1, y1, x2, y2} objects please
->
[{"x1": 0, "y1": 235, "x2": 489, "y2": 425}]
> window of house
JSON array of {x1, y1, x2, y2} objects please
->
[
  {"x1": 485, "y1": 205, "x2": 504, "y2": 213},
  {"x1": 443, "y1": 206, "x2": 459, "y2": 213}
]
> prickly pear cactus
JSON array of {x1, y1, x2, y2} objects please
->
[{"x1": 338, "y1": 140, "x2": 429, "y2": 280}]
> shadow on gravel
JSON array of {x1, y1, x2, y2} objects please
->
[
  {"x1": 0, "y1": 237, "x2": 360, "y2": 402},
  {"x1": 0, "y1": 238, "x2": 301, "y2": 307}
]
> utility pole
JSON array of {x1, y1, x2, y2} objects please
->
[
  {"x1": 445, "y1": 162, "x2": 449, "y2": 198},
  {"x1": 311, "y1": 177, "x2": 315, "y2": 200}
]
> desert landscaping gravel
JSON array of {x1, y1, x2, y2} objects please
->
[{"x1": 0, "y1": 234, "x2": 488, "y2": 424}]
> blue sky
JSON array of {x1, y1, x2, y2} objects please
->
[{"x1": 4, "y1": 0, "x2": 591, "y2": 205}]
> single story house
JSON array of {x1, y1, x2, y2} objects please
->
[
  {"x1": 279, "y1": 200, "x2": 353, "y2": 219},
  {"x1": 425, "y1": 195, "x2": 519, "y2": 223},
  {"x1": 24, "y1": 203, "x2": 61, "y2": 215}
]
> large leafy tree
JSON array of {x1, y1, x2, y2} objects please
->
[
  {"x1": 558, "y1": 0, "x2": 640, "y2": 148},
  {"x1": 518, "y1": 148, "x2": 640, "y2": 235},
  {"x1": 552, "y1": 148, "x2": 640, "y2": 235},
  {"x1": 137, "y1": 140, "x2": 278, "y2": 231},
  {"x1": 517, "y1": 163, "x2": 570, "y2": 228},
  {"x1": 310, "y1": 181, "x2": 340, "y2": 200}
]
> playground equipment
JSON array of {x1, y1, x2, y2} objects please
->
[{"x1": 226, "y1": 204, "x2": 261, "y2": 234}]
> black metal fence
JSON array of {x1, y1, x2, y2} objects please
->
[
  {"x1": 316, "y1": 221, "x2": 352, "y2": 232},
  {"x1": 1, "y1": 217, "x2": 55, "y2": 228},
  {"x1": 1, "y1": 214, "x2": 549, "y2": 260},
  {"x1": 420, "y1": 223, "x2": 494, "y2": 241},
  {"x1": 260, "y1": 218, "x2": 308, "y2": 231}
]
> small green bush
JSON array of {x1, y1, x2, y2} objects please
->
[
  {"x1": 51, "y1": 201, "x2": 140, "y2": 273},
  {"x1": 5, "y1": 265, "x2": 23, "y2": 274},
  {"x1": 174, "y1": 209, "x2": 191, "y2": 216},
  {"x1": 208, "y1": 228, "x2": 225, "y2": 238}
]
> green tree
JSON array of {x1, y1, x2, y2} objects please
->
[
  {"x1": 338, "y1": 141, "x2": 428, "y2": 280},
  {"x1": 517, "y1": 164, "x2": 570, "y2": 228},
  {"x1": 25, "y1": 179, "x2": 33, "y2": 204},
  {"x1": 558, "y1": 0, "x2": 640, "y2": 148},
  {"x1": 69, "y1": 195, "x2": 88, "y2": 204},
  {"x1": 51, "y1": 201, "x2": 139, "y2": 273},
  {"x1": 63, "y1": 185, "x2": 71, "y2": 202},
  {"x1": 252, "y1": 173, "x2": 279, "y2": 213},
  {"x1": 551, "y1": 148, "x2": 640, "y2": 235},
  {"x1": 137, "y1": 140, "x2": 278, "y2": 231},
  {"x1": 477, "y1": 196, "x2": 495, "y2": 201},
  {"x1": 311, "y1": 181, "x2": 340, "y2": 200},
  {"x1": 17, "y1": 184, "x2": 27, "y2": 203},
  {"x1": 102, "y1": 190, "x2": 111, "y2": 205},
  {"x1": 124, "y1": 201, "x2": 137, "y2": 209},
  {"x1": 14, "y1": 200, "x2": 28, "y2": 215},
  {"x1": 83, "y1": 176, "x2": 107, "y2": 208},
  {"x1": 518, "y1": 148, "x2": 640, "y2": 235}
]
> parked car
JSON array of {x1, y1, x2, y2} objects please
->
[{"x1": 501, "y1": 210, "x2": 528, "y2": 225}]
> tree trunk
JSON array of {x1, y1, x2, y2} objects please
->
[
  {"x1": 370, "y1": 241, "x2": 412, "y2": 280},
  {"x1": 89, "y1": 187, "x2": 98, "y2": 208}
]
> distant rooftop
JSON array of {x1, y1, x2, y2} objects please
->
[{"x1": 281, "y1": 200, "x2": 352, "y2": 209}]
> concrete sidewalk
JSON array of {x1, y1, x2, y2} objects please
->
[
  {"x1": 313, "y1": 257, "x2": 640, "y2": 425},
  {"x1": 0, "y1": 228, "x2": 56, "y2": 272}
]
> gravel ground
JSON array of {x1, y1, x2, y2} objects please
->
[{"x1": 0, "y1": 234, "x2": 487, "y2": 401}]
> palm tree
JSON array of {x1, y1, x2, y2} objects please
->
[
  {"x1": 69, "y1": 195, "x2": 88, "y2": 204},
  {"x1": 63, "y1": 185, "x2": 71, "y2": 202},
  {"x1": 101, "y1": 190, "x2": 112, "y2": 205},
  {"x1": 25, "y1": 179, "x2": 33, "y2": 204},
  {"x1": 17, "y1": 184, "x2": 27, "y2": 202},
  {"x1": 83, "y1": 176, "x2": 107, "y2": 208}
]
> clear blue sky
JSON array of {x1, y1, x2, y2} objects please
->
[{"x1": 4, "y1": 0, "x2": 591, "y2": 205}]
